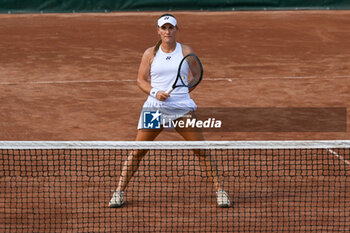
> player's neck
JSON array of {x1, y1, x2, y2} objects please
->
[{"x1": 161, "y1": 41, "x2": 176, "y2": 53}]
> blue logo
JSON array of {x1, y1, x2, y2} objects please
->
[
  {"x1": 143, "y1": 110, "x2": 161, "y2": 129},
  {"x1": 166, "y1": 56, "x2": 171, "y2": 60}
]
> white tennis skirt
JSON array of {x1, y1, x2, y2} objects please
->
[{"x1": 137, "y1": 93, "x2": 197, "y2": 129}]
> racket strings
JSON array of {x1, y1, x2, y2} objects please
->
[{"x1": 184, "y1": 56, "x2": 202, "y2": 87}]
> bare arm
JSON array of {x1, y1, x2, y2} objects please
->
[
  {"x1": 137, "y1": 48, "x2": 170, "y2": 101},
  {"x1": 181, "y1": 45, "x2": 198, "y2": 93},
  {"x1": 136, "y1": 48, "x2": 153, "y2": 95}
]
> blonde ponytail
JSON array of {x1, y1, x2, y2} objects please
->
[{"x1": 153, "y1": 39, "x2": 162, "y2": 56}]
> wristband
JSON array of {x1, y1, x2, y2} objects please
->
[{"x1": 150, "y1": 88, "x2": 159, "y2": 98}]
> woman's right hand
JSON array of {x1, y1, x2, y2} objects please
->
[{"x1": 156, "y1": 91, "x2": 170, "y2": 101}]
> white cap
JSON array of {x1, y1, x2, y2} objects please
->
[{"x1": 157, "y1": 15, "x2": 177, "y2": 27}]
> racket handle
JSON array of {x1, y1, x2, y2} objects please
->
[{"x1": 165, "y1": 87, "x2": 173, "y2": 94}]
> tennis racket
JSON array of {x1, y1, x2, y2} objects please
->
[{"x1": 165, "y1": 54, "x2": 203, "y2": 94}]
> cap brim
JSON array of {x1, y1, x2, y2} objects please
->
[{"x1": 157, "y1": 16, "x2": 177, "y2": 27}]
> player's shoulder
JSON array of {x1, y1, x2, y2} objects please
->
[
  {"x1": 141, "y1": 46, "x2": 156, "y2": 64},
  {"x1": 143, "y1": 47, "x2": 155, "y2": 58},
  {"x1": 180, "y1": 44, "x2": 195, "y2": 56}
]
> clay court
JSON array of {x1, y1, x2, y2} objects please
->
[
  {"x1": 0, "y1": 10, "x2": 350, "y2": 232},
  {"x1": 0, "y1": 11, "x2": 349, "y2": 141}
]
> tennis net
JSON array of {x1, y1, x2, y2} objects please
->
[{"x1": 1, "y1": 140, "x2": 350, "y2": 232}]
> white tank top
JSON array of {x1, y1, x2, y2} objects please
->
[{"x1": 150, "y1": 42, "x2": 188, "y2": 94}]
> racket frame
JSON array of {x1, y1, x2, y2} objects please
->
[{"x1": 165, "y1": 53, "x2": 203, "y2": 94}]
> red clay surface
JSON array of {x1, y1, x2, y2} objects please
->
[
  {"x1": 1, "y1": 148, "x2": 349, "y2": 232},
  {"x1": 0, "y1": 11, "x2": 349, "y2": 141},
  {"x1": 0, "y1": 10, "x2": 350, "y2": 233}
]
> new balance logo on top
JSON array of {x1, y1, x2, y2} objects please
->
[
  {"x1": 166, "y1": 56, "x2": 171, "y2": 60},
  {"x1": 164, "y1": 16, "x2": 169, "y2": 20}
]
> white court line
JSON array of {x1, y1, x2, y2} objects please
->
[
  {"x1": 0, "y1": 75, "x2": 348, "y2": 85},
  {"x1": 206, "y1": 75, "x2": 349, "y2": 81},
  {"x1": 327, "y1": 149, "x2": 350, "y2": 166},
  {"x1": 0, "y1": 79, "x2": 134, "y2": 85}
]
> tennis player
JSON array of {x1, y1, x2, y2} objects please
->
[{"x1": 109, "y1": 14, "x2": 231, "y2": 208}]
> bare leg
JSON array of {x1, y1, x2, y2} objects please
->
[
  {"x1": 174, "y1": 113, "x2": 231, "y2": 207},
  {"x1": 174, "y1": 113, "x2": 223, "y2": 191},
  {"x1": 116, "y1": 129, "x2": 162, "y2": 191}
]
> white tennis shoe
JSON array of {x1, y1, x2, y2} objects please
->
[
  {"x1": 109, "y1": 191, "x2": 124, "y2": 208},
  {"x1": 109, "y1": 190, "x2": 230, "y2": 208},
  {"x1": 216, "y1": 190, "x2": 231, "y2": 208}
]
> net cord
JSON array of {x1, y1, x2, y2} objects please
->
[{"x1": 0, "y1": 140, "x2": 349, "y2": 150}]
